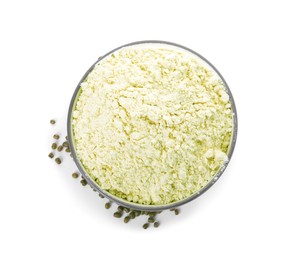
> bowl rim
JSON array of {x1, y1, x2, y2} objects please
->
[{"x1": 67, "y1": 40, "x2": 238, "y2": 211}]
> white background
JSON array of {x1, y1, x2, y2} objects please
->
[{"x1": 0, "y1": 0, "x2": 292, "y2": 259}]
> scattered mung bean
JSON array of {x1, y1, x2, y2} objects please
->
[
  {"x1": 72, "y1": 172, "x2": 79, "y2": 179},
  {"x1": 57, "y1": 145, "x2": 63, "y2": 152},
  {"x1": 80, "y1": 179, "x2": 87, "y2": 186},
  {"x1": 55, "y1": 158, "x2": 61, "y2": 164},
  {"x1": 124, "y1": 216, "x2": 130, "y2": 223},
  {"x1": 154, "y1": 222, "x2": 160, "y2": 228},
  {"x1": 51, "y1": 143, "x2": 57, "y2": 150},
  {"x1": 117, "y1": 206, "x2": 124, "y2": 212},
  {"x1": 48, "y1": 152, "x2": 54, "y2": 159},
  {"x1": 124, "y1": 208, "x2": 130, "y2": 213},
  {"x1": 143, "y1": 223, "x2": 149, "y2": 229},
  {"x1": 135, "y1": 211, "x2": 141, "y2": 217},
  {"x1": 53, "y1": 134, "x2": 59, "y2": 140},
  {"x1": 148, "y1": 217, "x2": 155, "y2": 223},
  {"x1": 114, "y1": 212, "x2": 122, "y2": 218},
  {"x1": 129, "y1": 211, "x2": 136, "y2": 219}
]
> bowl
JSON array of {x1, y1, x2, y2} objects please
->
[{"x1": 67, "y1": 40, "x2": 238, "y2": 211}]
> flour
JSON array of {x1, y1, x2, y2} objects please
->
[{"x1": 72, "y1": 44, "x2": 233, "y2": 205}]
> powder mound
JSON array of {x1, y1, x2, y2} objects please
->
[{"x1": 72, "y1": 44, "x2": 233, "y2": 205}]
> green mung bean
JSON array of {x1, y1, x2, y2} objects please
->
[
  {"x1": 57, "y1": 145, "x2": 63, "y2": 152},
  {"x1": 113, "y1": 212, "x2": 122, "y2": 218},
  {"x1": 48, "y1": 152, "x2": 54, "y2": 159},
  {"x1": 154, "y1": 222, "x2": 160, "y2": 228},
  {"x1": 124, "y1": 216, "x2": 130, "y2": 223},
  {"x1": 143, "y1": 223, "x2": 149, "y2": 229},
  {"x1": 80, "y1": 179, "x2": 87, "y2": 186},
  {"x1": 124, "y1": 208, "x2": 130, "y2": 213},
  {"x1": 105, "y1": 202, "x2": 111, "y2": 209},
  {"x1": 55, "y1": 158, "x2": 61, "y2": 164},
  {"x1": 117, "y1": 206, "x2": 124, "y2": 212},
  {"x1": 129, "y1": 212, "x2": 136, "y2": 219},
  {"x1": 148, "y1": 217, "x2": 155, "y2": 223},
  {"x1": 135, "y1": 211, "x2": 141, "y2": 217},
  {"x1": 72, "y1": 173, "x2": 79, "y2": 179}
]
